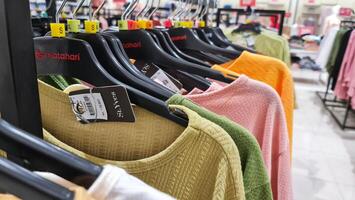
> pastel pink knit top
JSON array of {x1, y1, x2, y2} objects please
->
[
  {"x1": 185, "y1": 75, "x2": 292, "y2": 200},
  {"x1": 334, "y1": 30, "x2": 355, "y2": 108}
]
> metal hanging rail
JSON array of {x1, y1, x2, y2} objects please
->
[{"x1": 0, "y1": 0, "x2": 43, "y2": 161}]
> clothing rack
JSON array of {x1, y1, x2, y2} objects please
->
[
  {"x1": 315, "y1": 21, "x2": 355, "y2": 130},
  {"x1": 215, "y1": 8, "x2": 285, "y2": 36},
  {"x1": 340, "y1": 20, "x2": 355, "y2": 28},
  {"x1": 0, "y1": 0, "x2": 43, "y2": 162},
  {"x1": 316, "y1": 79, "x2": 355, "y2": 130}
]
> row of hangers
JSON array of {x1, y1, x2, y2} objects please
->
[{"x1": 0, "y1": 0, "x2": 252, "y2": 199}]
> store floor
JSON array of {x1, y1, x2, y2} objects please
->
[{"x1": 292, "y1": 70, "x2": 355, "y2": 200}]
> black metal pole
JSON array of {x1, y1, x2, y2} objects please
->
[
  {"x1": 279, "y1": 11, "x2": 285, "y2": 36},
  {"x1": 0, "y1": 0, "x2": 43, "y2": 139},
  {"x1": 216, "y1": 8, "x2": 221, "y2": 27},
  {"x1": 46, "y1": 0, "x2": 56, "y2": 22}
]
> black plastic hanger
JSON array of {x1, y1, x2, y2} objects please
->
[
  {"x1": 146, "y1": 29, "x2": 211, "y2": 90},
  {"x1": 193, "y1": 28, "x2": 214, "y2": 45},
  {"x1": 0, "y1": 157, "x2": 73, "y2": 200},
  {"x1": 107, "y1": 29, "x2": 233, "y2": 83},
  {"x1": 70, "y1": 32, "x2": 174, "y2": 100},
  {"x1": 0, "y1": 118, "x2": 102, "y2": 187},
  {"x1": 203, "y1": 27, "x2": 256, "y2": 53},
  {"x1": 168, "y1": 27, "x2": 240, "y2": 60},
  {"x1": 101, "y1": 32, "x2": 177, "y2": 95},
  {"x1": 34, "y1": 37, "x2": 188, "y2": 126},
  {"x1": 233, "y1": 22, "x2": 262, "y2": 34},
  {"x1": 161, "y1": 30, "x2": 211, "y2": 67}
]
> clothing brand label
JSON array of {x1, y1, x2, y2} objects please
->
[
  {"x1": 170, "y1": 35, "x2": 187, "y2": 41},
  {"x1": 134, "y1": 61, "x2": 183, "y2": 93},
  {"x1": 122, "y1": 42, "x2": 142, "y2": 49},
  {"x1": 35, "y1": 50, "x2": 80, "y2": 61},
  {"x1": 69, "y1": 86, "x2": 135, "y2": 123}
]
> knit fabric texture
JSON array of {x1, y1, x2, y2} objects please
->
[
  {"x1": 38, "y1": 81, "x2": 246, "y2": 200},
  {"x1": 167, "y1": 94, "x2": 273, "y2": 200},
  {"x1": 221, "y1": 51, "x2": 294, "y2": 155},
  {"x1": 184, "y1": 75, "x2": 292, "y2": 200}
]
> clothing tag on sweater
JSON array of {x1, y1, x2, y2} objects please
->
[
  {"x1": 245, "y1": 35, "x2": 255, "y2": 47},
  {"x1": 134, "y1": 61, "x2": 183, "y2": 93},
  {"x1": 69, "y1": 86, "x2": 136, "y2": 124}
]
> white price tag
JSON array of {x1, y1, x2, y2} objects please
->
[
  {"x1": 151, "y1": 69, "x2": 181, "y2": 93},
  {"x1": 69, "y1": 93, "x2": 108, "y2": 122}
]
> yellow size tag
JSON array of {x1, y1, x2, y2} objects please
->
[
  {"x1": 173, "y1": 21, "x2": 182, "y2": 28},
  {"x1": 84, "y1": 20, "x2": 99, "y2": 34},
  {"x1": 50, "y1": 23, "x2": 66, "y2": 38},
  {"x1": 67, "y1": 19, "x2": 80, "y2": 33},
  {"x1": 118, "y1": 20, "x2": 128, "y2": 30},
  {"x1": 146, "y1": 20, "x2": 153, "y2": 29},
  {"x1": 138, "y1": 20, "x2": 148, "y2": 29},
  {"x1": 187, "y1": 21, "x2": 194, "y2": 28},
  {"x1": 199, "y1": 21, "x2": 206, "y2": 28}
]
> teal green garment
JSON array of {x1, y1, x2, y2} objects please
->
[
  {"x1": 325, "y1": 29, "x2": 348, "y2": 74},
  {"x1": 167, "y1": 94, "x2": 273, "y2": 200},
  {"x1": 38, "y1": 75, "x2": 81, "y2": 90}
]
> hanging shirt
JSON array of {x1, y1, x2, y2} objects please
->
[
  {"x1": 219, "y1": 51, "x2": 294, "y2": 155},
  {"x1": 183, "y1": 75, "x2": 292, "y2": 200},
  {"x1": 224, "y1": 28, "x2": 291, "y2": 67},
  {"x1": 334, "y1": 30, "x2": 355, "y2": 108},
  {"x1": 316, "y1": 27, "x2": 339, "y2": 69},
  {"x1": 167, "y1": 94, "x2": 273, "y2": 200},
  {"x1": 38, "y1": 165, "x2": 175, "y2": 200},
  {"x1": 329, "y1": 30, "x2": 353, "y2": 90},
  {"x1": 325, "y1": 29, "x2": 350, "y2": 75},
  {"x1": 38, "y1": 81, "x2": 246, "y2": 200},
  {"x1": 255, "y1": 32, "x2": 291, "y2": 67}
]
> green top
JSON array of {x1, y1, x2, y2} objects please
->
[
  {"x1": 224, "y1": 28, "x2": 291, "y2": 67},
  {"x1": 255, "y1": 32, "x2": 291, "y2": 67},
  {"x1": 325, "y1": 29, "x2": 348, "y2": 74},
  {"x1": 38, "y1": 75, "x2": 81, "y2": 90},
  {"x1": 167, "y1": 94, "x2": 273, "y2": 200}
]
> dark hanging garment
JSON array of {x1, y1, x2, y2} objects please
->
[{"x1": 331, "y1": 30, "x2": 352, "y2": 90}]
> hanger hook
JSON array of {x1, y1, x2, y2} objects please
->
[
  {"x1": 126, "y1": 0, "x2": 140, "y2": 20},
  {"x1": 142, "y1": 0, "x2": 154, "y2": 19},
  {"x1": 190, "y1": 0, "x2": 202, "y2": 21},
  {"x1": 93, "y1": 0, "x2": 107, "y2": 19},
  {"x1": 147, "y1": 0, "x2": 160, "y2": 19},
  {"x1": 136, "y1": 0, "x2": 150, "y2": 20},
  {"x1": 198, "y1": 0, "x2": 208, "y2": 21},
  {"x1": 175, "y1": 0, "x2": 189, "y2": 21},
  {"x1": 56, "y1": 0, "x2": 68, "y2": 23},
  {"x1": 169, "y1": 0, "x2": 182, "y2": 20},
  {"x1": 122, "y1": 0, "x2": 136, "y2": 20},
  {"x1": 73, "y1": 0, "x2": 86, "y2": 19},
  {"x1": 88, "y1": 0, "x2": 94, "y2": 20},
  {"x1": 172, "y1": 0, "x2": 184, "y2": 21},
  {"x1": 182, "y1": 0, "x2": 193, "y2": 20}
]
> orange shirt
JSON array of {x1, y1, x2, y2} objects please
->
[
  {"x1": 217, "y1": 51, "x2": 294, "y2": 155},
  {"x1": 211, "y1": 65, "x2": 241, "y2": 79}
]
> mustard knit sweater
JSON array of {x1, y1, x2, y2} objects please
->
[{"x1": 38, "y1": 81, "x2": 246, "y2": 200}]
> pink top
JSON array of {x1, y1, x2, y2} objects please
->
[
  {"x1": 185, "y1": 75, "x2": 292, "y2": 200},
  {"x1": 334, "y1": 30, "x2": 355, "y2": 108}
]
